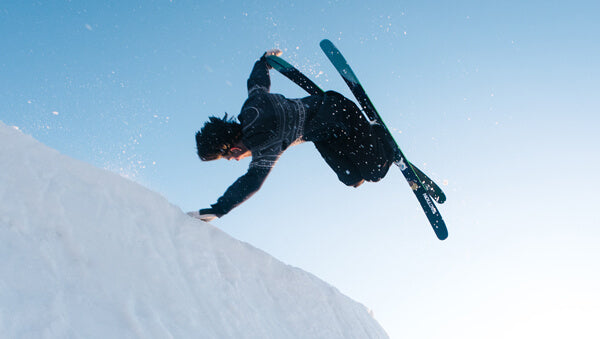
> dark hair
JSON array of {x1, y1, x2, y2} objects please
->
[{"x1": 195, "y1": 113, "x2": 242, "y2": 161}]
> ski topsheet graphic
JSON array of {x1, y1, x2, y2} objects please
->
[{"x1": 319, "y1": 39, "x2": 448, "y2": 240}]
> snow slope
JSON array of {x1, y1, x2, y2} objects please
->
[{"x1": 0, "y1": 121, "x2": 388, "y2": 339}]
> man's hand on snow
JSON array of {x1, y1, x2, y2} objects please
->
[
  {"x1": 264, "y1": 49, "x2": 282, "y2": 57},
  {"x1": 187, "y1": 208, "x2": 218, "y2": 222}
]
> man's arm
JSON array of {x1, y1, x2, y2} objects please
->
[
  {"x1": 209, "y1": 165, "x2": 272, "y2": 217},
  {"x1": 247, "y1": 49, "x2": 282, "y2": 96},
  {"x1": 193, "y1": 150, "x2": 280, "y2": 220}
]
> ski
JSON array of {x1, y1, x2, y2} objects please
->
[
  {"x1": 410, "y1": 163, "x2": 446, "y2": 204},
  {"x1": 266, "y1": 55, "x2": 324, "y2": 96},
  {"x1": 320, "y1": 39, "x2": 448, "y2": 240},
  {"x1": 267, "y1": 54, "x2": 446, "y2": 204}
]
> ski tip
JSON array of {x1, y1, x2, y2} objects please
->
[
  {"x1": 435, "y1": 192, "x2": 447, "y2": 204},
  {"x1": 319, "y1": 39, "x2": 334, "y2": 49},
  {"x1": 435, "y1": 227, "x2": 448, "y2": 240},
  {"x1": 432, "y1": 218, "x2": 448, "y2": 240}
]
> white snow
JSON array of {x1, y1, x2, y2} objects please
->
[{"x1": 0, "y1": 121, "x2": 388, "y2": 339}]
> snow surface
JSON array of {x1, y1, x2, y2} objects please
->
[{"x1": 0, "y1": 121, "x2": 389, "y2": 339}]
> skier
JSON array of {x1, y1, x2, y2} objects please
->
[{"x1": 190, "y1": 49, "x2": 396, "y2": 221}]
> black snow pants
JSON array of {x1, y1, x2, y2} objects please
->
[{"x1": 308, "y1": 91, "x2": 394, "y2": 187}]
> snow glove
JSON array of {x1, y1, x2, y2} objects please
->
[{"x1": 187, "y1": 208, "x2": 218, "y2": 222}]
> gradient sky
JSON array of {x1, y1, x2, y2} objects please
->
[{"x1": 2, "y1": 1, "x2": 599, "y2": 338}]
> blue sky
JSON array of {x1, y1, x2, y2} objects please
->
[{"x1": 2, "y1": 1, "x2": 599, "y2": 338}]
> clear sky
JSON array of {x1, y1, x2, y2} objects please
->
[{"x1": 2, "y1": 1, "x2": 599, "y2": 338}]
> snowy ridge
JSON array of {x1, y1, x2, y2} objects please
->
[{"x1": 0, "y1": 122, "x2": 388, "y2": 339}]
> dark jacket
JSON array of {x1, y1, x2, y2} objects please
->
[{"x1": 210, "y1": 57, "x2": 322, "y2": 216}]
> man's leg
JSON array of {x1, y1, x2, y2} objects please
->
[
  {"x1": 333, "y1": 97, "x2": 394, "y2": 182},
  {"x1": 311, "y1": 91, "x2": 393, "y2": 185},
  {"x1": 345, "y1": 138, "x2": 392, "y2": 183},
  {"x1": 313, "y1": 141, "x2": 365, "y2": 187}
]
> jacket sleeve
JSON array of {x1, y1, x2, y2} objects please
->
[
  {"x1": 247, "y1": 55, "x2": 271, "y2": 96},
  {"x1": 210, "y1": 158, "x2": 275, "y2": 216}
]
